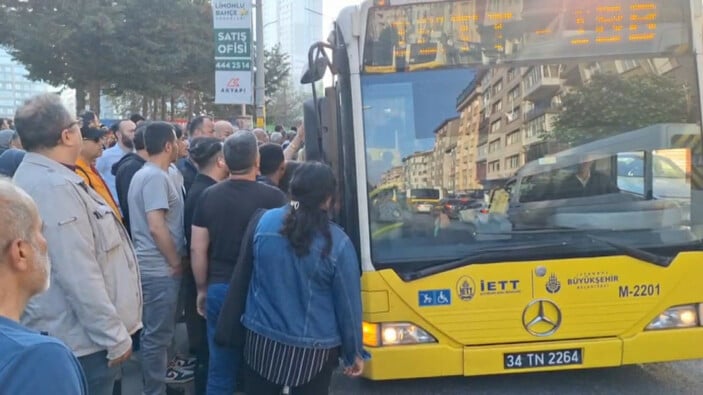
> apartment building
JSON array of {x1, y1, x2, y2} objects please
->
[
  {"x1": 455, "y1": 77, "x2": 484, "y2": 192},
  {"x1": 430, "y1": 117, "x2": 460, "y2": 193},
  {"x1": 379, "y1": 165, "x2": 405, "y2": 190},
  {"x1": 403, "y1": 150, "x2": 433, "y2": 190}
]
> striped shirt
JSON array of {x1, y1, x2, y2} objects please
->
[{"x1": 244, "y1": 330, "x2": 336, "y2": 387}]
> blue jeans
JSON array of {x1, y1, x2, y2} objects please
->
[
  {"x1": 78, "y1": 351, "x2": 119, "y2": 395},
  {"x1": 141, "y1": 275, "x2": 181, "y2": 395},
  {"x1": 206, "y1": 283, "x2": 241, "y2": 395}
]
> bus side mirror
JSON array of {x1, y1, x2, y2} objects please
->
[
  {"x1": 303, "y1": 98, "x2": 327, "y2": 161},
  {"x1": 301, "y1": 57, "x2": 329, "y2": 84}
]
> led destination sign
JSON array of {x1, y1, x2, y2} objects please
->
[{"x1": 363, "y1": 0, "x2": 690, "y2": 72}]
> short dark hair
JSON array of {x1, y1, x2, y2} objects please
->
[
  {"x1": 279, "y1": 160, "x2": 301, "y2": 195},
  {"x1": 80, "y1": 110, "x2": 97, "y2": 128},
  {"x1": 189, "y1": 137, "x2": 223, "y2": 169},
  {"x1": 259, "y1": 143, "x2": 284, "y2": 176},
  {"x1": 188, "y1": 115, "x2": 210, "y2": 136},
  {"x1": 133, "y1": 127, "x2": 146, "y2": 151},
  {"x1": 223, "y1": 131, "x2": 258, "y2": 174},
  {"x1": 144, "y1": 122, "x2": 176, "y2": 156},
  {"x1": 172, "y1": 123, "x2": 184, "y2": 139},
  {"x1": 114, "y1": 119, "x2": 132, "y2": 134},
  {"x1": 14, "y1": 94, "x2": 72, "y2": 152},
  {"x1": 130, "y1": 113, "x2": 145, "y2": 123},
  {"x1": 274, "y1": 125, "x2": 284, "y2": 133}
]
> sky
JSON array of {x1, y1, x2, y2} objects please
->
[
  {"x1": 319, "y1": 0, "x2": 361, "y2": 85},
  {"x1": 322, "y1": 0, "x2": 361, "y2": 38}
]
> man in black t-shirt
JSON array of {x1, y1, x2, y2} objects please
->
[
  {"x1": 182, "y1": 137, "x2": 229, "y2": 394},
  {"x1": 190, "y1": 131, "x2": 286, "y2": 394}
]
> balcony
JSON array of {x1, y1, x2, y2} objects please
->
[
  {"x1": 525, "y1": 104, "x2": 560, "y2": 122},
  {"x1": 523, "y1": 66, "x2": 563, "y2": 102}
]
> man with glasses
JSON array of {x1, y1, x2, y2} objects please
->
[
  {"x1": 12, "y1": 94, "x2": 142, "y2": 395},
  {"x1": 76, "y1": 127, "x2": 122, "y2": 223}
]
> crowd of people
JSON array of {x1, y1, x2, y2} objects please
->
[{"x1": 0, "y1": 93, "x2": 367, "y2": 395}]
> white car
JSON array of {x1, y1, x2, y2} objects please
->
[{"x1": 617, "y1": 152, "x2": 690, "y2": 202}]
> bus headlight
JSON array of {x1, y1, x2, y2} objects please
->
[
  {"x1": 363, "y1": 321, "x2": 436, "y2": 347},
  {"x1": 646, "y1": 305, "x2": 699, "y2": 330}
]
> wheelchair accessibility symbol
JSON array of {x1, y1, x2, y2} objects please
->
[{"x1": 418, "y1": 289, "x2": 452, "y2": 307}]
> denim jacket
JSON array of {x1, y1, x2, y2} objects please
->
[{"x1": 241, "y1": 207, "x2": 369, "y2": 367}]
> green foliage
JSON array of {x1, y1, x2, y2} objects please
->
[
  {"x1": 547, "y1": 73, "x2": 689, "y2": 145},
  {"x1": 266, "y1": 80, "x2": 308, "y2": 126},
  {"x1": 0, "y1": 0, "x2": 294, "y2": 120},
  {"x1": 264, "y1": 43, "x2": 290, "y2": 105}
]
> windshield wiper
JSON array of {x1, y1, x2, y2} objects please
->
[
  {"x1": 584, "y1": 234, "x2": 673, "y2": 268},
  {"x1": 481, "y1": 228, "x2": 673, "y2": 268},
  {"x1": 402, "y1": 229, "x2": 675, "y2": 281},
  {"x1": 402, "y1": 241, "x2": 573, "y2": 281}
]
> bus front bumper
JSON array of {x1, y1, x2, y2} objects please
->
[{"x1": 362, "y1": 328, "x2": 703, "y2": 380}]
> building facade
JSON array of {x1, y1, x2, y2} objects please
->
[
  {"x1": 0, "y1": 48, "x2": 52, "y2": 120},
  {"x1": 403, "y1": 151, "x2": 433, "y2": 190},
  {"x1": 262, "y1": 0, "x2": 323, "y2": 87}
]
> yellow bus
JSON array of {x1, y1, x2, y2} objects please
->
[{"x1": 300, "y1": 0, "x2": 703, "y2": 380}]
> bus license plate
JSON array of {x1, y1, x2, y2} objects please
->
[{"x1": 503, "y1": 349, "x2": 582, "y2": 369}]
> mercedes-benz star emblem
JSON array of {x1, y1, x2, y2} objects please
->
[{"x1": 522, "y1": 299, "x2": 562, "y2": 337}]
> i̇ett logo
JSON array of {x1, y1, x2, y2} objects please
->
[{"x1": 522, "y1": 299, "x2": 562, "y2": 337}]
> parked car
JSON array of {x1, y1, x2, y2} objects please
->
[{"x1": 439, "y1": 196, "x2": 483, "y2": 219}]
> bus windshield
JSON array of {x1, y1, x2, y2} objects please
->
[{"x1": 362, "y1": 54, "x2": 702, "y2": 265}]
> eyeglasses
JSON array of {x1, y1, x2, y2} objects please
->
[
  {"x1": 82, "y1": 136, "x2": 106, "y2": 145},
  {"x1": 62, "y1": 119, "x2": 82, "y2": 130}
]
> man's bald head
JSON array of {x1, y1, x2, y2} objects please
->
[
  {"x1": 252, "y1": 128, "x2": 269, "y2": 145},
  {"x1": 0, "y1": 179, "x2": 38, "y2": 255},
  {"x1": 0, "y1": 178, "x2": 50, "y2": 303},
  {"x1": 214, "y1": 120, "x2": 235, "y2": 140}
]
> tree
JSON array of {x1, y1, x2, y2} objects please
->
[
  {"x1": 266, "y1": 81, "x2": 306, "y2": 126},
  {"x1": 0, "y1": 0, "x2": 127, "y2": 114},
  {"x1": 0, "y1": 0, "x2": 215, "y2": 117},
  {"x1": 264, "y1": 44, "x2": 291, "y2": 105},
  {"x1": 546, "y1": 73, "x2": 689, "y2": 145}
]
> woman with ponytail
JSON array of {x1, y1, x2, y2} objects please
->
[{"x1": 233, "y1": 161, "x2": 368, "y2": 394}]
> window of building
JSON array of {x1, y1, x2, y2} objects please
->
[
  {"x1": 493, "y1": 79, "x2": 503, "y2": 95},
  {"x1": 506, "y1": 154, "x2": 520, "y2": 169},
  {"x1": 489, "y1": 160, "x2": 501, "y2": 172},
  {"x1": 525, "y1": 116, "x2": 548, "y2": 138},
  {"x1": 490, "y1": 119, "x2": 502, "y2": 133},
  {"x1": 506, "y1": 130, "x2": 521, "y2": 145},
  {"x1": 616, "y1": 59, "x2": 639, "y2": 73},
  {"x1": 488, "y1": 138, "x2": 501, "y2": 153},
  {"x1": 492, "y1": 100, "x2": 502, "y2": 114}
]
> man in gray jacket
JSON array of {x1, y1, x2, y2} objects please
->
[{"x1": 12, "y1": 94, "x2": 142, "y2": 395}]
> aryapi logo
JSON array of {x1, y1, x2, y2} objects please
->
[{"x1": 226, "y1": 78, "x2": 240, "y2": 88}]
